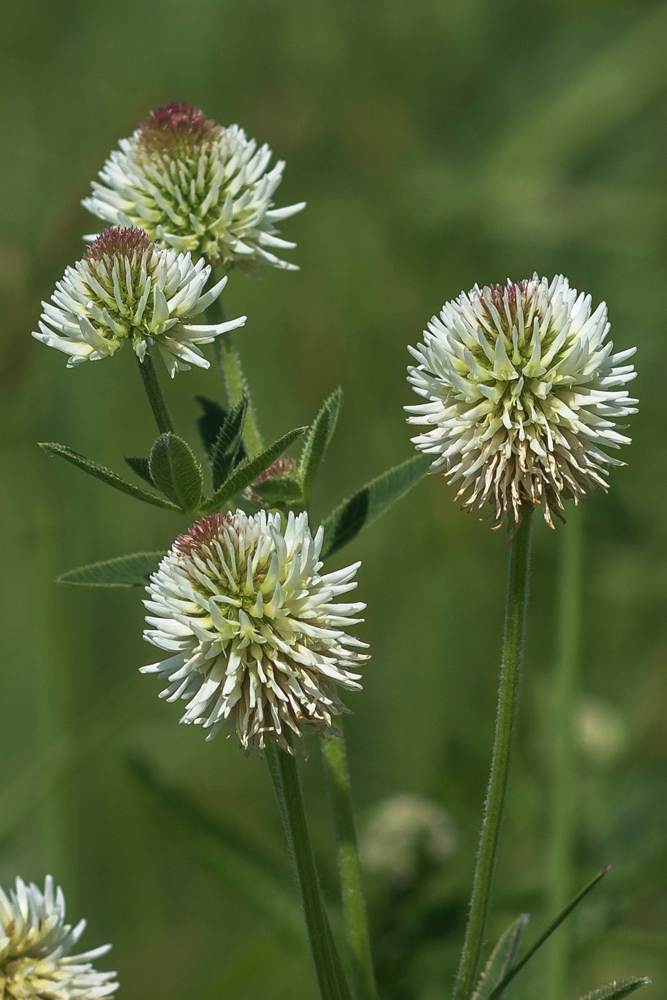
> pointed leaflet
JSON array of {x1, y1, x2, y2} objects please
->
[
  {"x1": 577, "y1": 980, "x2": 651, "y2": 1000},
  {"x1": 150, "y1": 433, "x2": 203, "y2": 513},
  {"x1": 128, "y1": 756, "x2": 306, "y2": 947},
  {"x1": 252, "y1": 476, "x2": 303, "y2": 504},
  {"x1": 471, "y1": 914, "x2": 529, "y2": 1000},
  {"x1": 195, "y1": 395, "x2": 228, "y2": 456},
  {"x1": 39, "y1": 443, "x2": 180, "y2": 511},
  {"x1": 124, "y1": 456, "x2": 154, "y2": 486},
  {"x1": 298, "y1": 387, "x2": 343, "y2": 499},
  {"x1": 211, "y1": 396, "x2": 248, "y2": 489},
  {"x1": 321, "y1": 454, "x2": 431, "y2": 558},
  {"x1": 57, "y1": 552, "x2": 165, "y2": 587},
  {"x1": 200, "y1": 427, "x2": 307, "y2": 514}
]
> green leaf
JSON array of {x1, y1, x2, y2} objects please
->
[
  {"x1": 252, "y1": 476, "x2": 303, "y2": 504},
  {"x1": 57, "y1": 552, "x2": 165, "y2": 588},
  {"x1": 211, "y1": 397, "x2": 248, "y2": 489},
  {"x1": 39, "y1": 443, "x2": 181, "y2": 511},
  {"x1": 298, "y1": 387, "x2": 343, "y2": 498},
  {"x1": 195, "y1": 395, "x2": 228, "y2": 456},
  {"x1": 124, "y1": 456, "x2": 154, "y2": 486},
  {"x1": 321, "y1": 453, "x2": 431, "y2": 558},
  {"x1": 149, "y1": 433, "x2": 203, "y2": 513},
  {"x1": 578, "y1": 979, "x2": 651, "y2": 1000},
  {"x1": 472, "y1": 914, "x2": 529, "y2": 1000},
  {"x1": 201, "y1": 427, "x2": 307, "y2": 514},
  {"x1": 128, "y1": 756, "x2": 307, "y2": 947}
]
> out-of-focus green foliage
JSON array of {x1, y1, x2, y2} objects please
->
[{"x1": 1, "y1": 1, "x2": 666, "y2": 999}]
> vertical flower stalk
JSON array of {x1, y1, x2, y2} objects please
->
[
  {"x1": 453, "y1": 508, "x2": 534, "y2": 1000},
  {"x1": 547, "y1": 505, "x2": 584, "y2": 1000},
  {"x1": 321, "y1": 732, "x2": 379, "y2": 1000}
]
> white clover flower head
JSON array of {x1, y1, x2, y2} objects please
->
[
  {"x1": 141, "y1": 509, "x2": 368, "y2": 752},
  {"x1": 32, "y1": 226, "x2": 246, "y2": 377},
  {"x1": 0, "y1": 876, "x2": 117, "y2": 1000},
  {"x1": 406, "y1": 275, "x2": 638, "y2": 527},
  {"x1": 82, "y1": 102, "x2": 305, "y2": 273}
]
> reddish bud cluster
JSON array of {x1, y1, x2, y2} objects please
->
[
  {"x1": 138, "y1": 102, "x2": 222, "y2": 151},
  {"x1": 85, "y1": 226, "x2": 153, "y2": 261}
]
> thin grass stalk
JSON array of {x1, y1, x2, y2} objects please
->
[
  {"x1": 453, "y1": 509, "x2": 534, "y2": 1000},
  {"x1": 136, "y1": 349, "x2": 174, "y2": 435},
  {"x1": 321, "y1": 731, "x2": 379, "y2": 1000},
  {"x1": 265, "y1": 740, "x2": 353, "y2": 1000},
  {"x1": 547, "y1": 505, "x2": 584, "y2": 1000}
]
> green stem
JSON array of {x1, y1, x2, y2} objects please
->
[
  {"x1": 453, "y1": 509, "x2": 534, "y2": 1000},
  {"x1": 136, "y1": 350, "x2": 174, "y2": 435},
  {"x1": 321, "y1": 732, "x2": 379, "y2": 1000},
  {"x1": 207, "y1": 291, "x2": 264, "y2": 459},
  {"x1": 547, "y1": 505, "x2": 584, "y2": 1000},
  {"x1": 265, "y1": 740, "x2": 353, "y2": 1000}
]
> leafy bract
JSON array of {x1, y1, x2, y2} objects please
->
[
  {"x1": 200, "y1": 427, "x2": 307, "y2": 514},
  {"x1": 252, "y1": 476, "x2": 303, "y2": 504},
  {"x1": 149, "y1": 433, "x2": 203, "y2": 513},
  {"x1": 195, "y1": 395, "x2": 228, "y2": 456},
  {"x1": 211, "y1": 397, "x2": 248, "y2": 489},
  {"x1": 39, "y1": 443, "x2": 180, "y2": 511},
  {"x1": 321, "y1": 454, "x2": 431, "y2": 558},
  {"x1": 57, "y1": 552, "x2": 165, "y2": 587},
  {"x1": 124, "y1": 456, "x2": 154, "y2": 486},
  {"x1": 471, "y1": 914, "x2": 529, "y2": 1000},
  {"x1": 578, "y1": 980, "x2": 651, "y2": 1000},
  {"x1": 298, "y1": 387, "x2": 342, "y2": 499}
]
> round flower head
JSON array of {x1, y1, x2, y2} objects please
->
[
  {"x1": 82, "y1": 102, "x2": 305, "y2": 273},
  {"x1": 406, "y1": 275, "x2": 637, "y2": 526},
  {"x1": 141, "y1": 510, "x2": 368, "y2": 752},
  {"x1": 32, "y1": 226, "x2": 246, "y2": 376},
  {"x1": 0, "y1": 875, "x2": 117, "y2": 1000}
]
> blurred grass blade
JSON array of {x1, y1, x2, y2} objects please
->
[
  {"x1": 57, "y1": 551, "x2": 165, "y2": 587},
  {"x1": 577, "y1": 979, "x2": 651, "y2": 1000},
  {"x1": 321, "y1": 454, "x2": 431, "y2": 558},
  {"x1": 149, "y1": 433, "x2": 203, "y2": 513},
  {"x1": 252, "y1": 476, "x2": 303, "y2": 504},
  {"x1": 200, "y1": 426, "x2": 306, "y2": 514},
  {"x1": 211, "y1": 396, "x2": 248, "y2": 489},
  {"x1": 298, "y1": 387, "x2": 343, "y2": 499},
  {"x1": 488, "y1": 868, "x2": 610, "y2": 1000},
  {"x1": 128, "y1": 755, "x2": 307, "y2": 948},
  {"x1": 472, "y1": 914, "x2": 529, "y2": 1000},
  {"x1": 39, "y1": 442, "x2": 180, "y2": 511},
  {"x1": 124, "y1": 456, "x2": 154, "y2": 486}
]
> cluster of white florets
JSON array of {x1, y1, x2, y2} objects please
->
[
  {"x1": 82, "y1": 103, "x2": 305, "y2": 273},
  {"x1": 407, "y1": 275, "x2": 637, "y2": 526},
  {"x1": 142, "y1": 510, "x2": 368, "y2": 752},
  {"x1": 0, "y1": 876, "x2": 117, "y2": 1000}
]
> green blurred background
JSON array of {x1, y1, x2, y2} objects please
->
[{"x1": 1, "y1": 1, "x2": 666, "y2": 998}]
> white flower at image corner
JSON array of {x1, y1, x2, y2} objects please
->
[
  {"x1": 0, "y1": 875, "x2": 117, "y2": 1000},
  {"x1": 141, "y1": 509, "x2": 369, "y2": 753},
  {"x1": 32, "y1": 226, "x2": 246, "y2": 377},
  {"x1": 82, "y1": 102, "x2": 306, "y2": 273},
  {"x1": 406, "y1": 274, "x2": 638, "y2": 527}
]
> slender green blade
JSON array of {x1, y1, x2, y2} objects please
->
[
  {"x1": 472, "y1": 914, "x2": 529, "y2": 1000},
  {"x1": 195, "y1": 394, "x2": 228, "y2": 456},
  {"x1": 298, "y1": 387, "x2": 343, "y2": 498},
  {"x1": 124, "y1": 455, "x2": 154, "y2": 486},
  {"x1": 128, "y1": 756, "x2": 307, "y2": 947},
  {"x1": 149, "y1": 433, "x2": 203, "y2": 513},
  {"x1": 57, "y1": 551, "x2": 166, "y2": 587},
  {"x1": 39, "y1": 442, "x2": 180, "y2": 511},
  {"x1": 211, "y1": 396, "x2": 248, "y2": 489},
  {"x1": 201, "y1": 427, "x2": 307, "y2": 514},
  {"x1": 252, "y1": 476, "x2": 303, "y2": 504},
  {"x1": 578, "y1": 980, "x2": 651, "y2": 1000},
  {"x1": 321, "y1": 454, "x2": 431, "y2": 558}
]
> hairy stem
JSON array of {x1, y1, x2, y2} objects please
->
[
  {"x1": 136, "y1": 350, "x2": 174, "y2": 435},
  {"x1": 453, "y1": 509, "x2": 534, "y2": 1000},
  {"x1": 265, "y1": 740, "x2": 353, "y2": 1000},
  {"x1": 321, "y1": 732, "x2": 379, "y2": 1000},
  {"x1": 547, "y1": 505, "x2": 584, "y2": 1000}
]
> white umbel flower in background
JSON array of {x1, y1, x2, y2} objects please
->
[
  {"x1": 0, "y1": 876, "x2": 117, "y2": 1000},
  {"x1": 142, "y1": 510, "x2": 368, "y2": 752},
  {"x1": 32, "y1": 227, "x2": 246, "y2": 377},
  {"x1": 406, "y1": 275, "x2": 637, "y2": 526},
  {"x1": 82, "y1": 102, "x2": 305, "y2": 273}
]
